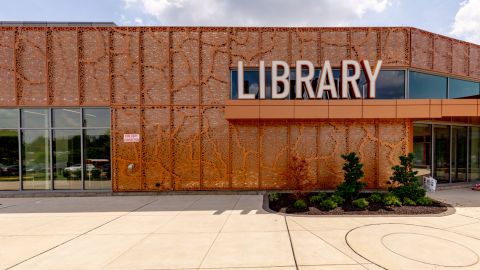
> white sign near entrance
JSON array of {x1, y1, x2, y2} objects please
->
[
  {"x1": 237, "y1": 60, "x2": 382, "y2": 99},
  {"x1": 124, "y1": 134, "x2": 140, "y2": 143}
]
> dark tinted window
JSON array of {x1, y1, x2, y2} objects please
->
[
  {"x1": 449, "y1": 78, "x2": 479, "y2": 99},
  {"x1": 360, "y1": 70, "x2": 405, "y2": 99},
  {"x1": 409, "y1": 71, "x2": 447, "y2": 99},
  {"x1": 0, "y1": 109, "x2": 19, "y2": 129}
]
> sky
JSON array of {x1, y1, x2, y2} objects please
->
[{"x1": 0, "y1": 0, "x2": 479, "y2": 44}]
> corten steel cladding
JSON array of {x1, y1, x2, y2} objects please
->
[{"x1": 0, "y1": 27, "x2": 479, "y2": 191}]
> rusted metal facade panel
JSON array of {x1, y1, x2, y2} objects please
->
[
  {"x1": 201, "y1": 106, "x2": 230, "y2": 189},
  {"x1": 17, "y1": 29, "x2": 47, "y2": 106},
  {"x1": 411, "y1": 28, "x2": 434, "y2": 70},
  {"x1": 113, "y1": 107, "x2": 142, "y2": 191},
  {"x1": 111, "y1": 28, "x2": 140, "y2": 105},
  {"x1": 230, "y1": 29, "x2": 260, "y2": 68},
  {"x1": 380, "y1": 28, "x2": 410, "y2": 66},
  {"x1": 0, "y1": 29, "x2": 16, "y2": 106},
  {"x1": 260, "y1": 122, "x2": 289, "y2": 189},
  {"x1": 143, "y1": 30, "x2": 170, "y2": 105},
  {"x1": 351, "y1": 29, "x2": 379, "y2": 63},
  {"x1": 291, "y1": 30, "x2": 319, "y2": 66},
  {"x1": 433, "y1": 35, "x2": 452, "y2": 74},
  {"x1": 143, "y1": 106, "x2": 171, "y2": 190},
  {"x1": 1, "y1": 26, "x2": 479, "y2": 191},
  {"x1": 201, "y1": 31, "x2": 230, "y2": 105},
  {"x1": 79, "y1": 29, "x2": 110, "y2": 106},
  {"x1": 320, "y1": 30, "x2": 350, "y2": 67},
  {"x1": 50, "y1": 29, "x2": 79, "y2": 106}
]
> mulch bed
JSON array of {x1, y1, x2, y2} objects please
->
[{"x1": 268, "y1": 193, "x2": 449, "y2": 215}]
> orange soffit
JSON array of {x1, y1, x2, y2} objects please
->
[{"x1": 236, "y1": 60, "x2": 382, "y2": 100}]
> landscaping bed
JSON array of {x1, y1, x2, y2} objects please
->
[{"x1": 267, "y1": 192, "x2": 449, "y2": 215}]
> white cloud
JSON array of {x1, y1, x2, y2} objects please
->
[
  {"x1": 122, "y1": 0, "x2": 391, "y2": 26},
  {"x1": 451, "y1": 0, "x2": 480, "y2": 44}
]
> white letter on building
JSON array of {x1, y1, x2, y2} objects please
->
[
  {"x1": 340, "y1": 60, "x2": 362, "y2": 99},
  {"x1": 316, "y1": 60, "x2": 338, "y2": 99},
  {"x1": 295, "y1": 60, "x2": 315, "y2": 99},
  {"x1": 361, "y1": 60, "x2": 382, "y2": 99},
  {"x1": 272, "y1": 60, "x2": 290, "y2": 99},
  {"x1": 259, "y1": 61, "x2": 266, "y2": 99},
  {"x1": 237, "y1": 61, "x2": 255, "y2": 100}
]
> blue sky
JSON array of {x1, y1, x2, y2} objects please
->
[{"x1": 0, "y1": 0, "x2": 478, "y2": 43}]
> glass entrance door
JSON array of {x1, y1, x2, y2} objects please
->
[
  {"x1": 433, "y1": 125, "x2": 450, "y2": 183},
  {"x1": 452, "y1": 126, "x2": 468, "y2": 182}
]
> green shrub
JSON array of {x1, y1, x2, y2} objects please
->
[
  {"x1": 389, "y1": 153, "x2": 426, "y2": 201},
  {"x1": 293, "y1": 199, "x2": 307, "y2": 210},
  {"x1": 309, "y1": 195, "x2": 324, "y2": 205},
  {"x1": 336, "y1": 152, "x2": 367, "y2": 201},
  {"x1": 383, "y1": 193, "x2": 402, "y2": 207},
  {"x1": 403, "y1": 197, "x2": 416, "y2": 206},
  {"x1": 352, "y1": 198, "x2": 369, "y2": 209},
  {"x1": 268, "y1": 192, "x2": 280, "y2": 202},
  {"x1": 319, "y1": 198, "x2": 337, "y2": 210},
  {"x1": 416, "y1": 196, "x2": 433, "y2": 206},
  {"x1": 330, "y1": 193, "x2": 345, "y2": 205},
  {"x1": 368, "y1": 192, "x2": 383, "y2": 203}
]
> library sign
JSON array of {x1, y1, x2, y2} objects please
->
[{"x1": 236, "y1": 60, "x2": 382, "y2": 99}]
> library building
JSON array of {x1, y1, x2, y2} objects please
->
[{"x1": 0, "y1": 23, "x2": 479, "y2": 192}]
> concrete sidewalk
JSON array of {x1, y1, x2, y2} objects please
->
[{"x1": 0, "y1": 189, "x2": 479, "y2": 270}]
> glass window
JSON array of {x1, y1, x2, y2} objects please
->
[
  {"x1": 413, "y1": 124, "x2": 431, "y2": 172},
  {"x1": 84, "y1": 129, "x2": 111, "y2": 190},
  {"x1": 470, "y1": 127, "x2": 480, "y2": 181},
  {"x1": 409, "y1": 71, "x2": 447, "y2": 99},
  {"x1": 22, "y1": 129, "x2": 50, "y2": 190},
  {"x1": 231, "y1": 70, "x2": 260, "y2": 99},
  {"x1": 22, "y1": 109, "x2": 49, "y2": 129},
  {"x1": 360, "y1": 70, "x2": 405, "y2": 99},
  {"x1": 433, "y1": 125, "x2": 450, "y2": 183},
  {"x1": 53, "y1": 108, "x2": 81, "y2": 128},
  {"x1": 0, "y1": 130, "x2": 19, "y2": 190},
  {"x1": 449, "y1": 78, "x2": 479, "y2": 99},
  {"x1": 0, "y1": 109, "x2": 19, "y2": 129},
  {"x1": 451, "y1": 126, "x2": 467, "y2": 182},
  {"x1": 83, "y1": 108, "x2": 110, "y2": 128},
  {"x1": 53, "y1": 130, "x2": 82, "y2": 190}
]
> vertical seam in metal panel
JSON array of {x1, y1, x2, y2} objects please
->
[
  {"x1": 408, "y1": 28, "x2": 412, "y2": 67},
  {"x1": 317, "y1": 29, "x2": 321, "y2": 67},
  {"x1": 168, "y1": 28, "x2": 174, "y2": 190},
  {"x1": 198, "y1": 28, "x2": 203, "y2": 189},
  {"x1": 49, "y1": 108, "x2": 53, "y2": 190},
  {"x1": 258, "y1": 28, "x2": 262, "y2": 190},
  {"x1": 227, "y1": 28, "x2": 232, "y2": 189},
  {"x1": 13, "y1": 28, "x2": 19, "y2": 106},
  {"x1": 77, "y1": 28, "x2": 82, "y2": 106},
  {"x1": 45, "y1": 29, "x2": 50, "y2": 105},
  {"x1": 138, "y1": 29, "x2": 145, "y2": 190},
  {"x1": 80, "y1": 108, "x2": 85, "y2": 190},
  {"x1": 431, "y1": 34, "x2": 435, "y2": 71},
  {"x1": 18, "y1": 109, "x2": 23, "y2": 190}
]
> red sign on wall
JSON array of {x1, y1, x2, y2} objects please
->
[{"x1": 123, "y1": 134, "x2": 140, "y2": 143}]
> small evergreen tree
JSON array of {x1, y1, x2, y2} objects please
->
[
  {"x1": 389, "y1": 153, "x2": 426, "y2": 201},
  {"x1": 336, "y1": 152, "x2": 367, "y2": 201}
]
